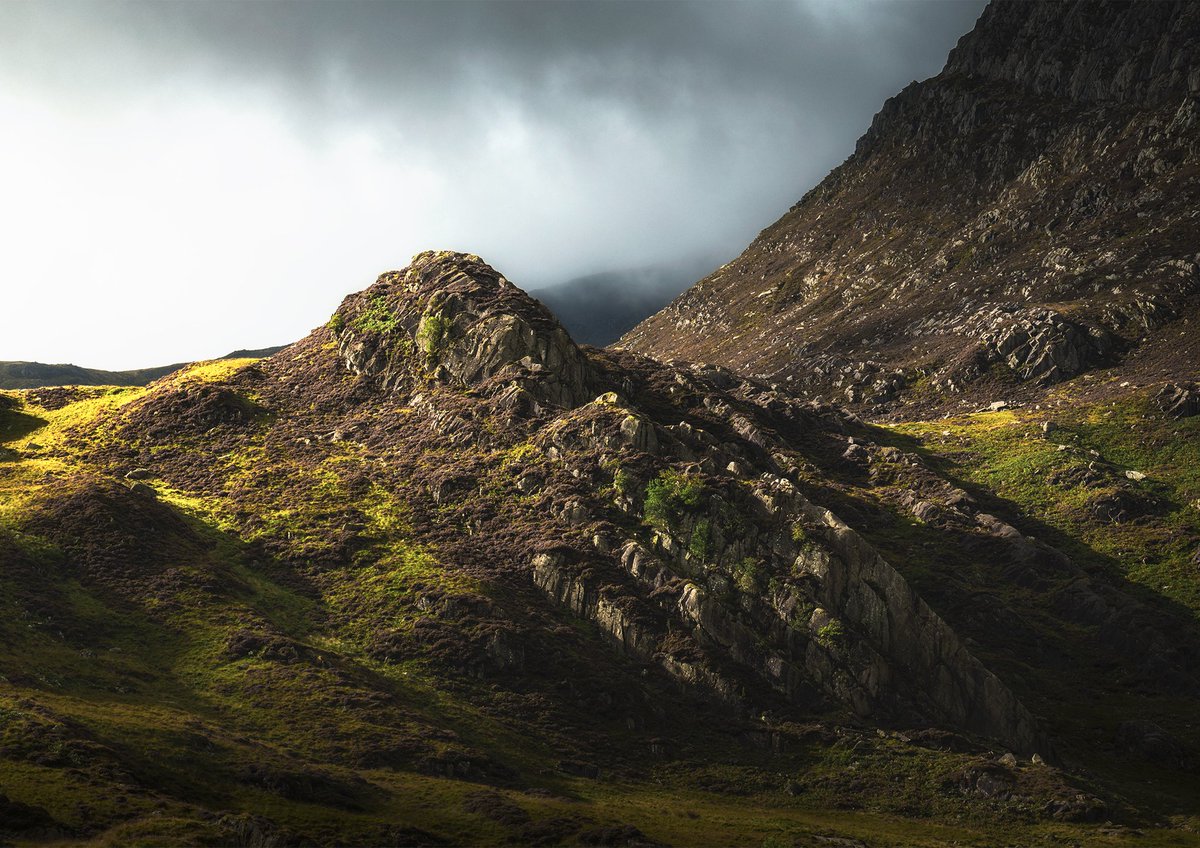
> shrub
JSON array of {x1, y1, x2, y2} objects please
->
[
  {"x1": 353, "y1": 294, "x2": 400, "y2": 335},
  {"x1": 688, "y1": 518, "x2": 712, "y2": 561},
  {"x1": 816, "y1": 619, "x2": 844, "y2": 648},
  {"x1": 732, "y1": 557, "x2": 760, "y2": 594},
  {"x1": 644, "y1": 469, "x2": 704, "y2": 532}
]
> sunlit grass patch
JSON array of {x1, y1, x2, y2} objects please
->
[{"x1": 888, "y1": 389, "x2": 1200, "y2": 616}]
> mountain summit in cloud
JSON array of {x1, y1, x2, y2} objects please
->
[
  {"x1": 623, "y1": 0, "x2": 1200, "y2": 416},
  {"x1": 0, "y1": 0, "x2": 984, "y2": 369}
]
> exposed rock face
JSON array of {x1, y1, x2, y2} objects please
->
[
  {"x1": 317, "y1": 252, "x2": 1045, "y2": 752},
  {"x1": 1156, "y1": 381, "x2": 1200, "y2": 418},
  {"x1": 959, "y1": 304, "x2": 1115, "y2": 385},
  {"x1": 621, "y1": 0, "x2": 1200, "y2": 411},
  {"x1": 331, "y1": 250, "x2": 595, "y2": 408},
  {"x1": 943, "y1": 1, "x2": 1200, "y2": 107}
]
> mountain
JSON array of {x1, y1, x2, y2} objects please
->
[
  {"x1": 4, "y1": 3, "x2": 1200, "y2": 844},
  {"x1": 0, "y1": 347, "x2": 286, "y2": 389},
  {"x1": 1, "y1": 249, "x2": 1198, "y2": 845},
  {"x1": 622, "y1": 0, "x2": 1200, "y2": 416},
  {"x1": 531, "y1": 263, "x2": 715, "y2": 347}
]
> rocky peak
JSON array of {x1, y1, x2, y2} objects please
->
[
  {"x1": 329, "y1": 251, "x2": 595, "y2": 407},
  {"x1": 943, "y1": 0, "x2": 1199, "y2": 107},
  {"x1": 622, "y1": 0, "x2": 1200, "y2": 414}
]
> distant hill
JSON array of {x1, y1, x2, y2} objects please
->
[
  {"x1": 531, "y1": 261, "x2": 714, "y2": 347},
  {"x1": 0, "y1": 346, "x2": 286, "y2": 389}
]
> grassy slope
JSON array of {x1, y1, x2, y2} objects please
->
[
  {"x1": 879, "y1": 376, "x2": 1200, "y2": 838},
  {"x1": 888, "y1": 382, "x2": 1200, "y2": 622},
  {"x1": 1, "y1": 365, "x2": 1198, "y2": 846}
]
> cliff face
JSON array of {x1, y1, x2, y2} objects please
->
[
  {"x1": 621, "y1": 0, "x2": 1200, "y2": 412},
  {"x1": 942, "y1": 1, "x2": 1200, "y2": 107}
]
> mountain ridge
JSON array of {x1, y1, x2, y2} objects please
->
[
  {"x1": 3, "y1": 1, "x2": 1200, "y2": 843},
  {"x1": 621, "y1": 0, "x2": 1200, "y2": 416}
]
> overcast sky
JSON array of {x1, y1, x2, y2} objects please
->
[{"x1": 0, "y1": 0, "x2": 986, "y2": 369}]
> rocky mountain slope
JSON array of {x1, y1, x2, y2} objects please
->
[
  {"x1": 2, "y1": 250, "x2": 1199, "y2": 845},
  {"x1": 621, "y1": 0, "x2": 1200, "y2": 415}
]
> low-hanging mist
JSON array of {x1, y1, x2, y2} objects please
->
[{"x1": 0, "y1": 0, "x2": 984, "y2": 369}]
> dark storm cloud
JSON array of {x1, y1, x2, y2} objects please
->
[
  {"x1": 0, "y1": 0, "x2": 986, "y2": 368},
  {"x1": 3, "y1": 1, "x2": 987, "y2": 183}
]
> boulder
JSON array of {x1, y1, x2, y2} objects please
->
[
  {"x1": 619, "y1": 414, "x2": 658, "y2": 453},
  {"x1": 1156, "y1": 382, "x2": 1200, "y2": 418}
]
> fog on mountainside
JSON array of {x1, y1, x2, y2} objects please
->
[
  {"x1": 0, "y1": 0, "x2": 988, "y2": 370},
  {"x1": 530, "y1": 258, "x2": 718, "y2": 347}
]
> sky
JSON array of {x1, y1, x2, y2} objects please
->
[{"x1": 0, "y1": 0, "x2": 986, "y2": 370}]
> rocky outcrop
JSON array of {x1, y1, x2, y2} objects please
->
[
  {"x1": 307, "y1": 251, "x2": 1050, "y2": 752},
  {"x1": 958, "y1": 304, "x2": 1115, "y2": 384},
  {"x1": 943, "y1": 1, "x2": 1200, "y2": 108},
  {"x1": 1156, "y1": 381, "x2": 1200, "y2": 418},
  {"x1": 510, "y1": 346, "x2": 1045, "y2": 753},
  {"x1": 331, "y1": 251, "x2": 595, "y2": 408}
]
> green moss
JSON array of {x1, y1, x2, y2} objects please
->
[
  {"x1": 352, "y1": 293, "x2": 401, "y2": 336},
  {"x1": 416, "y1": 310, "x2": 451, "y2": 364},
  {"x1": 888, "y1": 390, "x2": 1200, "y2": 616},
  {"x1": 501, "y1": 442, "x2": 539, "y2": 469}
]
